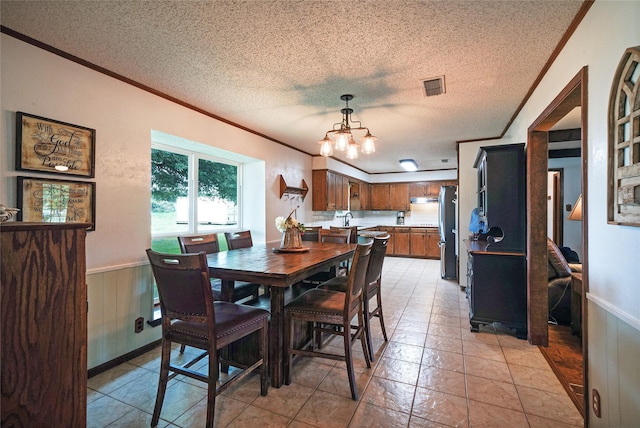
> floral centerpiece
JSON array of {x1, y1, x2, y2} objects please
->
[{"x1": 275, "y1": 207, "x2": 306, "y2": 249}]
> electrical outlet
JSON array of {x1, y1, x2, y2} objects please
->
[
  {"x1": 592, "y1": 388, "x2": 601, "y2": 418},
  {"x1": 134, "y1": 317, "x2": 144, "y2": 333}
]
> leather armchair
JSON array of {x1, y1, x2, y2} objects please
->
[{"x1": 547, "y1": 238, "x2": 581, "y2": 324}]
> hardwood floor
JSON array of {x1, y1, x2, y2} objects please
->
[{"x1": 539, "y1": 323, "x2": 584, "y2": 415}]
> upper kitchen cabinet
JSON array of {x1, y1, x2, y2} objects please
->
[
  {"x1": 312, "y1": 170, "x2": 348, "y2": 211},
  {"x1": 349, "y1": 180, "x2": 369, "y2": 211},
  {"x1": 409, "y1": 182, "x2": 428, "y2": 198},
  {"x1": 370, "y1": 183, "x2": 409, "y2": 210},
  {"x1": 390, "y1": 183, "x2": 410, "y2": 210},
  {"x1": 370, "y1": 183, "x2": 390, "y2": 210}
]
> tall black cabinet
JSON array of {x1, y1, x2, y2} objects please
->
[{"x1": 466, "y1": 143, "x2": 527, "y2": 339}]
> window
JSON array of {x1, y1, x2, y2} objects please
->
[{"x1": 151, "y1": 144, "x2": 241, "y2": 253}]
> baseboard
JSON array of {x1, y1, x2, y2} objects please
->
[{"x1": 88, "y1": 339, "x2": 161, "y2": 378}]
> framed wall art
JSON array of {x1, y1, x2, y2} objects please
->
[
  {"x1": 608, "y1": 46, "x2": 640, "y2": 227},
  {"x1": 16, "y1": 112, "x2": 96, "y2": 178},
  {"x1": 17, "y1": 176, "x2": 96, "y2": 230}
]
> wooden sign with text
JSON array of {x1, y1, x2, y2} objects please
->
[
  {"x1": 17, "y1": 177, "x2": 96, "y2": 230},
  {"x1": 16, "y1": 112, "x2": 95, "y2": 177}
]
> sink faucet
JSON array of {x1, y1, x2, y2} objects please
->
[{"x1": 344, "y1": 212, "x2": 353, "y2": 227}]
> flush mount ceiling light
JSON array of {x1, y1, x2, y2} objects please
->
[
  {"x1": 399, "y1": 159, "x2": 418, "y2": 171},
  {"x1": 318, "y1": 94, "x2": 377, "y2": 159}
]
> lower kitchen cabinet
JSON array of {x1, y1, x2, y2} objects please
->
[
  {"x1": 393, "y1": 228, "x2": 410, "y2": 256},
  {"x1": 426, "y1": 229, "x2": 440, "y2": 258},
  {"x1": 410, "y1": 229, "x2": 427, "y2": 257}
]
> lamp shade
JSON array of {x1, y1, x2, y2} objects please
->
[{"x1": 568, "y1": 194, "x2": 583, "y2": 221}]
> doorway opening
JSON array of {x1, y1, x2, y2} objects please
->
[{"x1": 527, "y1": 67, "x2": 588, "y2": 419}]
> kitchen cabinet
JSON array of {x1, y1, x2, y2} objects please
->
[
  {"x1": 426, "y1": 229, "x2": 440, "y2": 258},
  {"x1": 312, "y1": 170, "x2": 349, "y2": 211},
  {"x1": 359, "y1": 182, "x2": 370, "y2": 210},
  {"x1": 393, "y1": 227, "x2": 411, "y2": 255},
  {"x1": 1, "y1": 222, "x2": 88, "y2": 426},
  {"x1": 390, "y1": 183, "x2": 410, "y2": 210},
  {"x1": 410, "y1": 228, "x2": 428, "y2": 257},
  {"x1": 370, "y1": 184, "x2": 390, "y2": 210},
  {"x1": 349, "y1": 180, "x2": 369, "y2": 211},
  {"x1": 409, "y1": 182, "x2": 428, "y2": 198}
]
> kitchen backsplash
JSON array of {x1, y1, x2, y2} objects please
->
[{"x1": 310, "y1": 202, "x2": 439, "y2": 228}]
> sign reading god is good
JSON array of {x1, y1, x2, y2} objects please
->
[{"x1": 16, "y1": 112, "x2": 96, "y2": 178}]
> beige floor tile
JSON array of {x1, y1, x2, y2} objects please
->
[
  {"x1": 225, "y1": 404, "x2": 291, "y2": 427},
  {"x1": 396, "y1": 319, "x2": 431, "y2": 334},
  {"x1": 390, "y1": 329, "x2": 427, "y2": 347},
  {"x1": 497, "y1": 333, "x2": 538, "y2": 351},
  {"x1": 220, "y1": 371, "x2": 264, "y2": 403},
  {"x1": 526, "y1": 413, "x2": 584, "y2": 427},
  {"x1": 349, "y1": 401, "x2": 410, "y2": 427},
  {"x1": 289, "y1": 357, "x2": 333, "y2": 388},
  {"x1": 503, "y1": 347, "x2": 552, "y2": 370},
  {"x1": 295, "y1": 389, "x2": 358, "y2": 428},
  {"x1": 516, "y1": 385, "x2": 584, "y2": 426},
  {"x1": 465, "y1": 374, "x2": 523, "y2": 411},
  {"x1": 172, "y1": 394, "x2": 248, "y2": 427},
  {"x1": 463, "y1": 355, "x2": 513, "y2": 383},
  {"x1": 462, "y1": 340, "x2": 505, "y2": 362},
  {"x1": 430, "y1": 314, "x2": 463, "y2": 328},
  {"x1": 468, "y1": 399, "x2": 529, "y2": 428},
  {"x1": 252, "y1": 381, "x2": 314, "y2": 418},
  {"x1": 422, "y1": 348, "x2": 465, "y2": 372},
  {"x1": 104, "y1": 407, "x2": 169, "y2": 428},
  {"x1": 428, "y1": 323, "x2": 463, "y2": 339},
  {"x1": 411, "y1": 387, "x2": 469, "y2": 427},
  {"x1": 408, "y1": 415, "x2": 451, "y2": 427},
  {"x1": 382, "y1": 341, "x2": 424, "y2": 364},
  {"x1": 87, "y1": 363, "x2": 150, "y2": 394},
  {"x1": 361, "y1": 376, "x2": 416, "y2": 413},
  {"x1": 374, "y1": 356, "x2": 421, "y2": 385},
  {"x1": 508, "y1": 364, "x2": 566, "y2": 395},
  {"x1": 425, "y1": 334, "x2": 463, "y2": 354},
  {"x1": 87, "y1": 395, "x2": 139, "y2": 428},
  {"x1": 87, "y1": 388, "x2": 105, "y2": 405},
  {"x1": 108, "y1": 368, "x2": 159, "y2": 408},
  {"x1": 138, "y1": 379, "x2": 207, "y2": 422},
  {"x1": 318, "y1": 366, "x2": 372, "y2": 399},
  {"x1": 460, "y1": 326, "x2": 498, "y2": 344},
  {"x1": 417, "y1": 365, "x2": 466, "y2": 397}
]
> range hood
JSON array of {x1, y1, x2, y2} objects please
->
[{"x1": 410, "y1": 197, "x2": 438, "y2": 203}]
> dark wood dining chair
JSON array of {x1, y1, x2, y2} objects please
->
[
  {"x1": 330, "y1": 225, "x2": 358, "y2": 243},
  {"x1": 284, "y1": 241, "x2": 373, "y2": 400},
  {"x1": 224, "y1": 230, "x2": 253, "y2": 249},
  {"x1": 316, "y1": 234, "x2": 390, "y2": 361},
  {"x1": 301, "y1": 226, "x2": 322, "y2": 242},
  {"x1": 177, "y1": 233, "x2": 260, "y2": 302},
  {"x1": 146, "y1": 249, "x2": 269, "y2": 428},
  {"x1": 300, "y1": 228, "x2": 352, "y2": 287},
  {"x1": 319, "y1": 227, "x2": 351, "y2": 244}
]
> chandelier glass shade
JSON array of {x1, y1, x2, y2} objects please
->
[{"x1": 318, "y1": 94, "x2": 377, "y2": 159}]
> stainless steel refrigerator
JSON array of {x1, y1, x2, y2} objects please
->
[{"x1": 438, "y1": 186, "x2": 457, "y2": 279}]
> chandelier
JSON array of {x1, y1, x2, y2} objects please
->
[{"x1": 318, "y1": 94, "x2": 377, "y2": 159}]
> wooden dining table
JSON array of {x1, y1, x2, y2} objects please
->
[{"x1": 206, "y1": 240, "x2": 356, "y2": 387}]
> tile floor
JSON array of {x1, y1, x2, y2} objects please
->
[{"x1": 87, "y1": 257, "x2": 584, "y2": 427}]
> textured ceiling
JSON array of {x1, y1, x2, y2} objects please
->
[{"x1": 1, "y1": 0, "x2": 585, "y2": 173}]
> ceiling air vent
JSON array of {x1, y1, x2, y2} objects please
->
[{"x1": 422, "y1": 76, "x2": 445, "y2": 97}]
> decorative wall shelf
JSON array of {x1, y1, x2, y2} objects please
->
[{"x1": 279, "y1": 175, "x2": 308, "y2": 200}]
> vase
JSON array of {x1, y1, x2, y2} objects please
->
[{"x1": 280, "y1": 227, "x2": 303, "y2": 249}]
